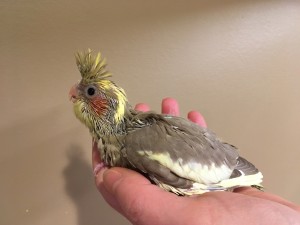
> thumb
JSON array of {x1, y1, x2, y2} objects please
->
[{"x1": 100, "y1": 167, "x2": 188, "y2": 225}]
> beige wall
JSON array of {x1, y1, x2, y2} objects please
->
[{"x1": 1, "y1": 0, "x2": 300, "y2": 224}]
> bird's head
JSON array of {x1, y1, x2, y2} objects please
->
[{"x1": 69, "y1": 49, "x2": 128, "y2": 138}]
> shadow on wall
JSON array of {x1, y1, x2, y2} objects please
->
[{"x1": 63, "y1": 144, "x2": 129, "y2": 225}]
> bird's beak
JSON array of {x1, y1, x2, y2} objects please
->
[{"x1": 69, "y1": 83, "x2": 79, "y2": 103}]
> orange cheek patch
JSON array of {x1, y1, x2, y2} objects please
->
[{"x1": 90, "y1": 97, "x2": 108, "y2": 116}]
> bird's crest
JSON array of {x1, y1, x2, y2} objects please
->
[{"x1": 75, "y1": 49, "x2": 112, "y2": 82}]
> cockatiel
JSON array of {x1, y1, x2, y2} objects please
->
[{"x1": 69, "y1": 49, "x2": 263, "y2": 195}]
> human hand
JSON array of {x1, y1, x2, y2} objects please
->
[{"x1": 92, "y1": 97, "x2": 300, "y2": 225}]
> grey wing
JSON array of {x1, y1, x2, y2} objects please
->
[
  {"x1": 124, "y1": 116, "x2": 241, "y2": 188},
  {"x1": 230, "y1": 156, "x2": 260, "y2": 178}
]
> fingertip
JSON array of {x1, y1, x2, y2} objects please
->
[
  {"x1": 135, "y1": 103, "x2": 150, "y2": 112},
  {"x1": 187, "y1": 111, "x2": 207, "y2": 127},
  {"x1": 162, "y1": 97, "x2": 180, "y2": 116},
  {"x1": 103, "y1": 169, "x2": 123, "y2": 193}
]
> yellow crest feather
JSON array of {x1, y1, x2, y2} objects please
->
[{"x1": 75, "y1": 49, "x2": 112, "y2": 82}]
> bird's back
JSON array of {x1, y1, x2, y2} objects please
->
[{"x1": 121, "y1": 111, "x2": 263, "y2": 195}]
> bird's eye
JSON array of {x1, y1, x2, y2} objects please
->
[{"x1": 86, "y1": 86, "x2": 96, "y2": 97}]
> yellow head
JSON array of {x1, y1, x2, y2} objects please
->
[{"x1": 69, "y1": 49, "x2": 128, "y2": 138}]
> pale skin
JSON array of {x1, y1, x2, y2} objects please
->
[{"x1": 92, "y1": 98, "x2": 300, "y2": 225}]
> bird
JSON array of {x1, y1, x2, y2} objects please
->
[{"x1": 69, "y1": 49, "x2": 263, "y2": 195}]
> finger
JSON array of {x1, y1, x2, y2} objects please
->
[
  {"x1": 235, "y1": 187, "x2": 300, "y2": 213},
  {"x1": 92, "y1": 141, "x2": 124, "y2": 212},
  {"x1": 161, "y1": 97, "x2": 180, "y2": 116},
  {"x1": 101, "y1": 167, "x2": 188, "y2": 225},
  {"x1": 95, "y1": 168, "x2": 124, "y2": 213},
  {"x1": 135, "y1": 103, "x2": 150, "y2": 112},
  {"x1": 187, "y1": 111, "x2": 207, "y2": 127}
]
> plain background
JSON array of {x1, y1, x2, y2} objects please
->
[{"x1": 1, "y1": 0, "x2": 300, "y2": 224}]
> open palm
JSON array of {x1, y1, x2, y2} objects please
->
[{"x1": 93, "y1": 98, "x2": 300, "y2": 225}]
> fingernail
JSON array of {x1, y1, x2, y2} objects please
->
[
  {"x1": 93, "y1": 162, "x2": 106, "y2": 176},
  {"x1": 103, "y1": 169, "x2": 123, "y2": 194}
]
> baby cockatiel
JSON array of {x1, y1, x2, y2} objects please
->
[{"x1": 69, "y1": 49, "x2": 263, "y2": 195}]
